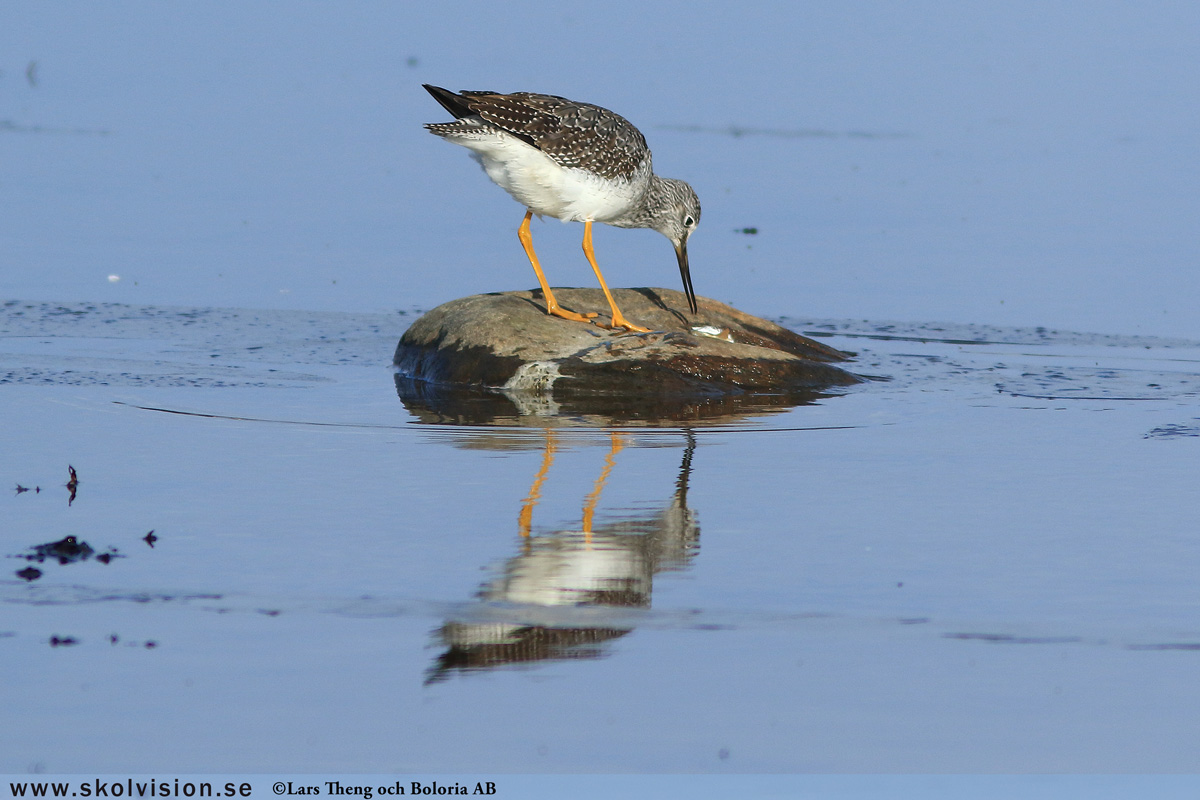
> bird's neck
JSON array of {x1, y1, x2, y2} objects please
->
[{"x1": 609, "y1": 174, "x2": 672, "y2": 231}]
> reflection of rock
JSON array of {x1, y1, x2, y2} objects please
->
[
  {"x1": 394, "y1": 288, "x2": 861, "y2": 400},
  {"x1": 395, "y1": 373, "x2": 836, "y2": 426},
  {"x1": 426, "y1": 435, "x2": 698, "y2": 683}
]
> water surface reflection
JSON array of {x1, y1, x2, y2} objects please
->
[
  {"x1": 394, "y1": 374, "x2": 832, "y2": 427},
  {"x1": 425, "y1": 431, "x2": 698, "y2": 683}
]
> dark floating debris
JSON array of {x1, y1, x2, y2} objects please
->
[
  {"x1": 49, "y1": 635, "x2": 78, "y2": 647},
  {"x1": 734, "y1": 227, "x2": 759, "y2": 235},
  {"x1": 944, "y1": 632, "x2": 1082, "y2": 645},
  {"x1": 1145, "y1": 424, "x2": 1200, "y2": 439},
  {"x1": 14, "y1": 536, "x2": 122, "y2": 566},
  {"x1": 29, "y1": 535, "x2": 93, "y2": 564},
  {"x1": 66, "y1": 465, "x2": 78, "y2": 506},
  {"x1": 0, "y1": 120, "x2": 112, "y2": 136},
  {"x1": 107, "y1": 632, "x2": 159, "y2": 649},
  {"x1": 16, "y1": 566, "x2": 41, "y2": 582},
  {"x1": 1128, "y1": 642, "x2": 1200, "y2": 651},
  {"x1": 143, "y1": 530, "x2": 158, "y2": 548}
]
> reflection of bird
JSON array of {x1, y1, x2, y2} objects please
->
[
  {"x1": 423, "y1": 84, "x2": 701, "y2": 332},
  {"x1": 425, "y1": 432, "x2": 699, "y2": 683}
]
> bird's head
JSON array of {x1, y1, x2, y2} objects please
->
[{"x1": 652, "y1": 179, "x2": 701, "y2": 314}]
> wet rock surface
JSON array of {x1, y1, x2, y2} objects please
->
[{"x1": 393, "y1": 288, "x2": 862, "y2": 398}]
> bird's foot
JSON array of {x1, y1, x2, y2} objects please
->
[
  {"x1": 599, "y1": 314, "x2": 652, "y2": 334},
  {"x1": 547, "y1": 304, "x2": 599, "y2": 323}
]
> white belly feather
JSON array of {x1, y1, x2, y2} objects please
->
[{"x1": 449, "y1": 130, "x2": 645, "y2": 224}]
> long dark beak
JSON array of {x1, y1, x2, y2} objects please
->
[{"x1": 675, "y1": 241, "x2": 697, "y2": 314}]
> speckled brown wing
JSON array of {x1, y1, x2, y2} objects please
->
[{"x1": 454, "y1": 90, "x2": 651, "y2": 182}]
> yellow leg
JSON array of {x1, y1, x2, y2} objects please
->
[
  {"x1": 582, "y1": 220, "x2": 652, "y2": 333},
  {"x1": 581, "y1": 432, "x2": 625, "y2": 543},
  {"x1": 518, "y1": 211, "x2": 596, "y2": 323},
  {"x1": 518, "y1": 429, "x2": 558, "y2": 538}
]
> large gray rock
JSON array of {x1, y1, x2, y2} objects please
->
[{"x1": 394, "y1": 288, "x2": 861, "y2": 400}]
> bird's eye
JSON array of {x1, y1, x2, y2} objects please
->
[{"x1": 684, "y1": 215, "x2": 695, "y2": 228}]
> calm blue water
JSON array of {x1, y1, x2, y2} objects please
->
[{"x1": 3, "y1": 3, "x2": 1200, "y2": 789}]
